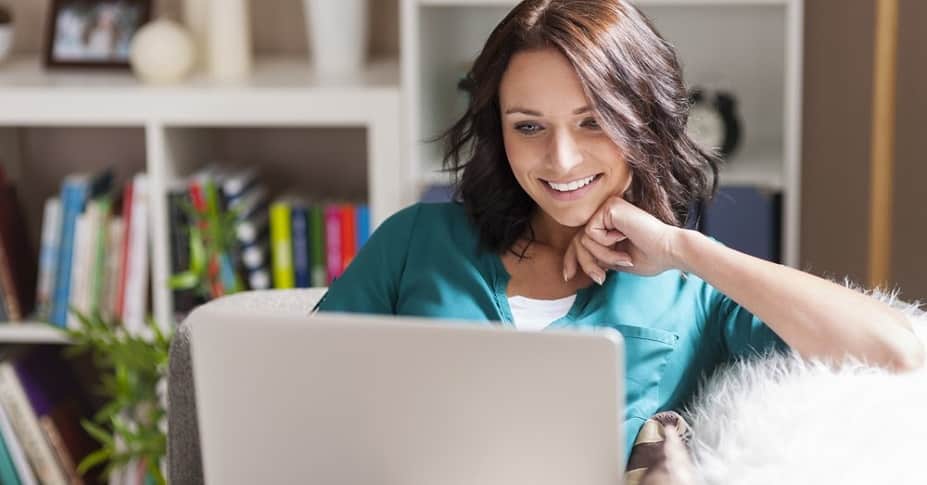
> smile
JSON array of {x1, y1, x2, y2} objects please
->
[{"x1": 544, "y1": 174, "x2": 602, "y2": 192}]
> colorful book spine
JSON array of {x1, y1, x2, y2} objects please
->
[
  {"x1": 123, "y1": 174, "x2": 150, "y2": 335},
  {"x1": 309, "y1": 206, "x2": 327, "y2": 287},
  {"x1": 270, "y1": 201, "x2": 295, "y2": 289},
  {"x1": 0, "y1": 426, "x2": 22, "y2": 485},
  {"x1": 291, "y1": 205, "x2": 311, "y2": 288},
  {"x1": 324, "y1": 205, "x2": 343, "y2": 284},
  {"x1": 355, "y1": 204, "x2": 370, "y2": 250},
  {"x1": 102, "y1": 219, "x2": 124, "y2": 323},
  {"x1": 51, "y1": 177, "x2": 89, "y2": 327},
  {"x1": 67, "y1": 210, "x2": 93, "y2": 329},
  {"x1": 339, "y1": 205, "x2": 357, "y2": 274},
  {"x1": 114, "y1": 180, "x2": 134, "y2": 321},
  {"x1": 0, "y1": 364, "x2": 67, "y2": 485},
  {"x1": 89, "y1": 197, "x2": 112, "y2": 317},
  {"x1": 34, "y1": 198, "x2": 61, "y2": 321},
  {"x1": 0, "y1": 237, "x2": 18, "y2": 321},
  {"x1": 0, "y1": 400, "x2": 34, "y2": 485}
]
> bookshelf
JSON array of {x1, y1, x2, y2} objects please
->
[
  {"x1": 0, "y1": 324, "x2": 69, "y2": 345},
  {"x1": 401, "y1": 0, "x2": 804, "y2": 266},
  {"x1": 0, "y1": 55, "x2": 402, "y2": 332}
]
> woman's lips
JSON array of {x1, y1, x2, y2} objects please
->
[{"x1": 541, "y1": 174, "x2": 603, "y2": 201}]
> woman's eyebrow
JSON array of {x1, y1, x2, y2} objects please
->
[{"x1": 503, "y1": 106, "x2": 593, "y2": 116}]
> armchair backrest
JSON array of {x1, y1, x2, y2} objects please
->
[{"x1": 167, "y1": 289, "x2": 327, "y2": 485}]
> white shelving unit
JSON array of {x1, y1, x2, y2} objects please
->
[
  {"x1": 0, "y1": 324, "x2": 70, "y2": 345},
  {"x1": 0, "y1": 55, "x2": 403, "y2": 331},
  {"x1": 401, "y1": 0, "x2": 803, "y2": 266}
]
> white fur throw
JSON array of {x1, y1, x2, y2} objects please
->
[{"x1": 679, "y1": 287, "x2": 927, "y2": 485}]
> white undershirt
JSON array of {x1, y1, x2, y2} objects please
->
[{"x1": 508, "y1": 294, "x2": 577, "y2": 331}]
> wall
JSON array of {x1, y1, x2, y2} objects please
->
[
  {"x1": 802, "y1": 0, "x2": 927, "y2": 300},
  {"x1": 890, "y1": 0, "x2": 927, "y2": 301}
]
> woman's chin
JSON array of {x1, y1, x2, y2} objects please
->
[{"x1": 546, "y1": 207, "x2": 596, "y2": 228}]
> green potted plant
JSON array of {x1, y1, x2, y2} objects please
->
[{"x1": 57, "y1": 195, "x2": 241, "y2": 483}]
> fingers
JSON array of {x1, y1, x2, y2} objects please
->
[
  {"x1": 562, "y1": 241, "x2": 577, "y2": 282},
  {"x1": 580, "y1": 235, "x2": 633, "y2": 269},
  {"x1": 575, "y1": 239, "x2": 606, "y2": 285}
]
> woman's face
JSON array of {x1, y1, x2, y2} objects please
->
[{"x1": 499, "y1": 48, "x2": 632, "y2": 228}]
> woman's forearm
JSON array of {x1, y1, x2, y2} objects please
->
[{"x1": 670, "y1": 229, "x2": 924, "y2": 371}]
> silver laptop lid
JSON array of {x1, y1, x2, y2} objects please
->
[{"x1": 190, "y1": 308, "x2": 625, "y2": 485}]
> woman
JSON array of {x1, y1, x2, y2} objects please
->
[{"x1": 317, "y1": 0, "x2": 923, "y2": 465}]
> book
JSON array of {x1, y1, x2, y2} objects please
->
[
  {"x1": 0, "y1": 425, "x2": 23, "y2": 485},
  {"x1": 291, "y1": 205, "x2": 311, "y2": 288},
  {"x1": 89, "y1": 197, "x2": 113, "y2": 318},
  {"x1": 101, "y1": 218, "x2": 124, "y2": 323},
  {"x1": 324, "y1": 204, "x2": 343, "y2": 284},
  {"x1": 220, "y1": 168, "x2": 258, "y2": 203},
  {"x1": 339, "y1": 204, "x2": 357, "y2": 274},
  {"x1": 15, "y1": 347, "x2": 97, "y2": 484},
  {"x1": 123, "y1": 174, "x2": 150, "y2": 335},
  {"x1": 269, "y1": 201, "x2": 295, "y2": 289},
  {"x1": 67, "y1": 202, "x2": 103, "y2": 329},
  {"x1": 0, "y1": 395, "x2": 37, "y2": 485},
  {"x1": 702, "y1": 186, "x2": 782, "y2": 263},
  {"x1": 355, "y1": 204, "x2": 370, "y2": 250},
  {"x1": 114, "y1": 179, "x2": 134, "y2": 321},
  {"x1": 35, "y1": 197, "x2": 62, "y2": 321},
  {"x1": 0, "y1": 182, "x2": 37, "y2": 321},
  {"x1": 167, "y1": 185, "x2": 197, "y2": 317},
  {"x1": 0, "y1": 363, "x2": 68, "y2": 485},
  {"x1": 51, "y1": 176, "x2": 90, "y2": 327},
  {"x1": 0, "y1": 236, "x2": 18, "y2": 321},
  {"x1": 308, "y1": 205, "x2": 327, "y2": 287}
]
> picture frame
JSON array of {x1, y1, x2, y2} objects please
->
[{"x1": 44, "y1": 0, "x2": 152, "y2": 68}]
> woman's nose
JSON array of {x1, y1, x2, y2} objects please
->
[{"x1": 548, "y1": 129, "x2": 583, "y2": 171}]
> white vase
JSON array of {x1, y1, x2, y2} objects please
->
[
  {"x1": 303, "y1": 0, "x2": 368, "y2": 79},
  {"x1": 181, "y1": 0, "x2": 208, "y2": 69},
  {"x1": 0, "y1": 26, "x2": 12, "y2": 64},
  {"x1": 206, "y1": 0, "x2": 252, "y2": 82}
]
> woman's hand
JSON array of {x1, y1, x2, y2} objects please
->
[{"x1": 563, "y1": 195, "x2": 683, "y2": 283}]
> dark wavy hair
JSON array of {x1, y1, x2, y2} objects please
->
[{"x1": 438, "y1": 0, "x2": 719, "y2": 254}]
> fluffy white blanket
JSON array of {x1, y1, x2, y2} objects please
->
[{"x1": 677, "y1": 288, "x2": 927, "y2": 485}]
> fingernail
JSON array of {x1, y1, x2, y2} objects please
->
[
  {"x1": 616, "y1": 260, "x2": 634, "y2": 268},
  {"x1": 593, "y1": 273, "x2": 605, "y2": 285},
  {"x1": 563, "y1": 270, "x2": 569, "y2": 282}
]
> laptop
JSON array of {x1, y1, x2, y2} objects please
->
[{"x1": 190, "y1": 308, "x2": 626, "y2": 485}]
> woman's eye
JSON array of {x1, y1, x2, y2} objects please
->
[
  {"x1": 582, "y1": 118, "x2": 601, "y2": 130},
  {"x1": 514, "y1": 122, "x2": 542, "y2": 135}
]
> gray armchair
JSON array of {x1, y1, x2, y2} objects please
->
[{"x1": 167, "y1": 289, "x2": 327, "y2": 485}]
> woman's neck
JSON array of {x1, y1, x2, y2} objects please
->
[{"x1": 526, "y1": 210, "x2": 581, "y2": 254}]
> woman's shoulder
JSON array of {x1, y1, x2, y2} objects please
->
[{"x1": 376, "y1": 201, "x2": 471, "y2": 239}]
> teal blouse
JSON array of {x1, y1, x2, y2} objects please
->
[{"x1": 317, "y1": 202, "x2": 786, "y2": 463}]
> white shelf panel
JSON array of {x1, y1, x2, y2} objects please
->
[
  {"x1": 0, "y1": 323, "x2": 70, "y2": 344},
  {"x1": 420, "y1": 0, "x2": 790, "y2": 6},
  {"x1": 0, "y1": 56, "x2": 400, "y2": 126}
]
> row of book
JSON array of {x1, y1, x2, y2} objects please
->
[
  {"x1": 167, "y1": 168, "x2": 370, "y2": 318},
  {"x1": 0, "y1": 348, "x2": 100, "y2": 485},
  {"x1": 32, "y1": 171, "x2": 151, "y2": 332},
  {"x1": 0, "y1": 168, "x2": 36, "y2": 322}
]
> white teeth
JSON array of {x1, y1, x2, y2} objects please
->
[{"x1": 547, "y1": 174, "x2": 597, "y2": 192}]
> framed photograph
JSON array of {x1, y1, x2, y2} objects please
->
[{"x1": 45, "y1": 0, "x2": 152, "y2": 68}]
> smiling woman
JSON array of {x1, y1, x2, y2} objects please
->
[
  {"x1": 317, "y1": 0, "x2": 923, "y2": 476},
  {"x1": 442, "y1": 0, "x2": 717, "y2": 256}
]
